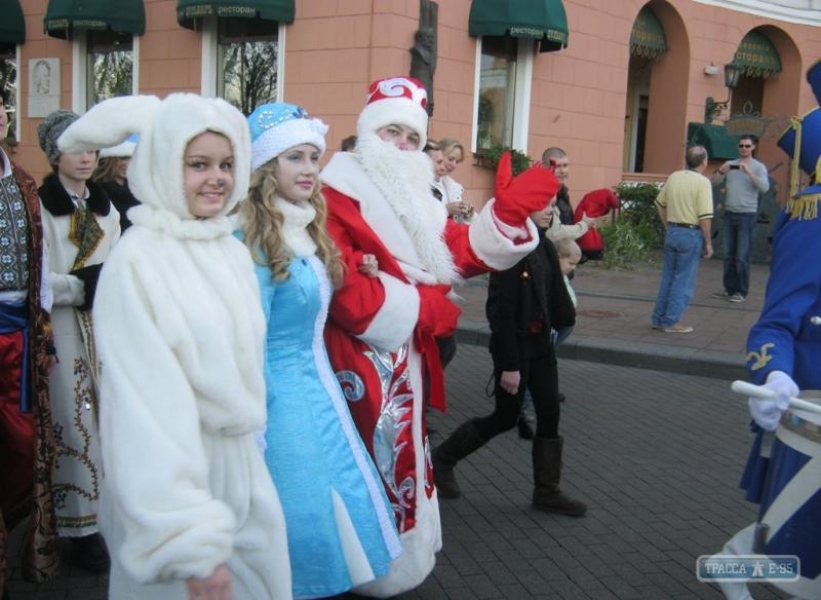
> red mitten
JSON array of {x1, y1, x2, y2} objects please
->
[
  {"x1": 574, "y1": 188, "x2": 619, "y2": 220},
  {"x1": 493, "y1": 151, "x2": 561, "y2": 227},
  {"x1": 416, "y1": 284, "x2": 461, "y2": 338}
]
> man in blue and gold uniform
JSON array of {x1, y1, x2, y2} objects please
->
[{"x1": 713, "y1": 181, "x2": 821, "y2": 600}]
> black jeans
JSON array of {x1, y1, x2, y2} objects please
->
[{"x1": 475, "y1": 352, "x2": 561, "y2": 441}]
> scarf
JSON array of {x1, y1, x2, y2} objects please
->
[{"x1": 275, "y1": 196, "x2": 317, "y2": 258}]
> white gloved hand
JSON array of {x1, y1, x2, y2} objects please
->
[{"x1": 748, "y1": 370, "x2": 797, "y2": 431}]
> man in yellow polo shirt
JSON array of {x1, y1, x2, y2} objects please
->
[{"x1": 651, "y1": 145, "x2": 714, "y2": 333}]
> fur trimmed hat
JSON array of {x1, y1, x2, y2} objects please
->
[
  {"x1": 38, "y1": 109, "x2": 79, "y2": 164},
  {"x1": 99, "y1": 134, "x2": 138, "y2": 159},
  {"x1": 248, "y1": 102, "x2": 328, "y2": 172},
  {"x1": 356, "y1": 76, "x2": 429, "y2": 148}
]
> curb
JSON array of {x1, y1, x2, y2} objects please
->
[{"x1": 455, "y1": 327, "x2": 746, "y2": 382}]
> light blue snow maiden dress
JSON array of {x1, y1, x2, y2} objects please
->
[{"x1": 237, "y1": 197, "x2": 401, "y2": 600}]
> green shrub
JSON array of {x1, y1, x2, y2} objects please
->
[
  {"x1": 599, "y1": 220, "x2": 656, "y2": 268},
  {"x1": 600, "y1": 182, "x2": 665, "y2": 268},
  {"x1": 614, "y1": 181, "x2": 663, "y2": 233},
  {"x1": 482, "y1": 145, "x2": 533, "y2": 175}
]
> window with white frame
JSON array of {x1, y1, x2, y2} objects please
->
[
  {"x1": 216, "y1": 18, "x2": 279, "y2": 116},
  {"x1": 473, "y1": 36, "x2": 534, "y2": 153},
  {"x1": 0, "y1": 44, "x2": 17, "y2": 143},
  {"x1": 477, "y1": 36, "x2": 516, "y2": 150},
  {"x1": 85, "y1": 30, "x2": 134, "y2": 109}
]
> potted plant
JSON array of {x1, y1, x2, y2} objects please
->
[{"x1": 474, "y1": 144, "x2": 533, "y2": 175}]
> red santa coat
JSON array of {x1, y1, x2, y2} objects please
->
[{"x1": 320, "y1": 151, "x2": 537, "y2": 597}]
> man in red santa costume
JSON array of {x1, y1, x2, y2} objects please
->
[{"x1": 320, "y1": 75, "x2": 559, "y2": 597}]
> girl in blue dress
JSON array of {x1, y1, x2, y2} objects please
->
[{"x1": 237, "y1": 103, "x2": 401, "y2": 599}]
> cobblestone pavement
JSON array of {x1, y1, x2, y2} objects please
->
[{"x1": 6, "y1": 345, "x2": 790, "y2": 600}]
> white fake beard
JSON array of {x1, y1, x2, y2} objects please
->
[{"x1": 355, "y1": 132, "x2": 459, "y2": 284}]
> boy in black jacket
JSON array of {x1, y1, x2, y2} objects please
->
[{"x1": 432, "y1": 206, "x2": 587, "y2": 516}]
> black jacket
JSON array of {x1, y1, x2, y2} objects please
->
[
  {"x1": 555, "y1": 185, "x2": 574, "y2": 225},
  {"x1": 39, "y1": 172, "x2": 111, "y2": 218},
  {"x1": 100, "y1": 179, "x2": 140, "y2": 231},
  {"x1": 486, "y1": 231, "x2": 576, "y2": 371}
]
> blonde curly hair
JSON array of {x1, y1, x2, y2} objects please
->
[{"x1": 240, "y1": 160, "x2": 343, "y2": 287}]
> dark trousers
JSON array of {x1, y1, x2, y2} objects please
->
[
  {"x1": 436, "y1": 335, "x2": 457, "y2": 369},
  {"x1": 475, "y1": 352, "x2": 561, "y2": 441},
  {"x1": 722, "y1": 211, "x2": 756, "y2": 297}
]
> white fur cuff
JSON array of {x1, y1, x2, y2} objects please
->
[
  {"x1": 468, "y1": 199, "x2": 539, "y2": 270},
  {"x1": 357, "y1": 273, "x2": 419, "y2": 351}
]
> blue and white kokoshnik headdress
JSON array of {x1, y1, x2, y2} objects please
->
[{"x1": 248, "y1": 102, "x2": 328, "y2": 172}]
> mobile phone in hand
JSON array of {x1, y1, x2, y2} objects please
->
[{"x1": 729, "y1": 164, "x2": 740, "y2": 170}]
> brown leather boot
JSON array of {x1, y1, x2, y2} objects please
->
[
  {"x1": 532, "y1": 437, "x2": 587, "y2": 517},
  {"x1": 431, "y1": 419, "x2": 487, "y2": 499}
]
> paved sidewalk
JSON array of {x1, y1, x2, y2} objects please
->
[
  {"x1": 6, "y1": 350, "x2": 789, "y2": 600},
  {"x1": 413, "y1": 347, "x2": 789, "y2": 600},
  {"x1": 455, "y1": 255, "x2": 765, "y2": 381},
  {"x1": 5, "y1": 255, "x2": 776, "y2": 599}
]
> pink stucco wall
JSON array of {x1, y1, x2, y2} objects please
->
[{"x1": 9, "y1": 0, "x2": 821, "y2": 203}]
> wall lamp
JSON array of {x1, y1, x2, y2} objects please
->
[{"x1": 704, "y1": 63, "x2": 741, "y2": 123}]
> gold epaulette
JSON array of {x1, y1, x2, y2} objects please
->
[{"x1": 786, "y1": 193, "x2": 821, "y2": 221}]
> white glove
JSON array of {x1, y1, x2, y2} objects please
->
[{"x1": 748, "y1": 370, "x2": 797, "y2": 431}]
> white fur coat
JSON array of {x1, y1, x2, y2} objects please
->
[{"x1": 64, "y1": 94, "x2": 293, "y2": 599}]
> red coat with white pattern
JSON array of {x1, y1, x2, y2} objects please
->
[{"x1": 320, "y1": 151, "x2": 537, "y2": 598}]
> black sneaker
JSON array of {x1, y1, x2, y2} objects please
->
[{"x1": 728, "y1": 293, "x2": 747, "y2": 303}]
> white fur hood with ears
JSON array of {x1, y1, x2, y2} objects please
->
[
  {"x1": 58, "y1": 93, "x2": 251, "y2": 236},
  {"x1": 60, "y1": 95, "x2": 293, "y2": 598}
]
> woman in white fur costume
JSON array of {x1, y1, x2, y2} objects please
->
[
  {"x1": 57, "y1": 94, "x2": 292, "y2": 600},
  {"x1": 320, "y1": 75, "x2": 560, "y2": 597}
]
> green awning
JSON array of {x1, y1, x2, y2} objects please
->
[
  {"x1": 469, "y1": 0, "x2": 568, "y2": 53},
  {"x1": 732, "y1": 31, "x2": 781, "y2": 78},
  {"x1": 177, "y1": 0, "x2": 295, "y2": 30},
  {"x1": 44, "y1": 0, "x2": 145, "y2": 39},
  {"x1": 1, "y1": 0, "x2": 25, "y2": 45},
  {"x1": 687, "y1": 123, "x2": 740, "y2": 161},
  {"x1": 630, "y1": 6, "x2": 666, "y2": 60}
]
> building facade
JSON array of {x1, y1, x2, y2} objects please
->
[{"x1": 2, "y1": 0, "x2": 820, "y2": 206}]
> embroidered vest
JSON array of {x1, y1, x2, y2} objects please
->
[{"x1": 0, "y1": 174, "x2": 30, "y2": 293}]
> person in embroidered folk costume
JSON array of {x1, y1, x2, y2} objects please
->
[
  {"x1": 37, "y1": 109, "x2": 121, "y2": 573},
  {"x1": 0, "y1": 104, "x2": 60, "y2": 596},
  {"x1": 709, "y1": 177, "x2": 821, "y2": 600},
  {"x1": 59, "y1": 94, "x2": 294, "y2": 599},
  {"x1": 237, "y1": 102, "x2": 401, "y2": 599},
  {"x1": 320, "y1": 75, "x2": 560, "y2": 597}
]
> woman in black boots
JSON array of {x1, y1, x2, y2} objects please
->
[{"x1": 432, "y1": 203, "x2": 587, "y2": 517}]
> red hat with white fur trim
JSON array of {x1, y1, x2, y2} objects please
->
[{"x1": 356, "y1": 76, "x2": 429, "y2": 148}]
